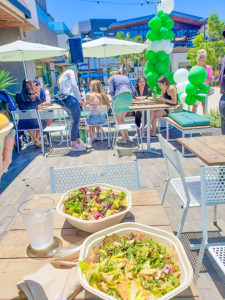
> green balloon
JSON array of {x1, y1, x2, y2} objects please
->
[
  {"x1": 155, "y1": 62, "x2": 166, "y2": 74},
  {"x1": 148, "y1": 30, "x2": 159, "y2": 41},
  {"x1": 185, "y1": 83, "x2": 198, "y2": 96},
  {"x1": 145, "y1": 50, "x2": 156, "y2": 61},
  {"x1": 161, "y1": 72, "x2": 170, "y2": 78},
  {"x1": 157, "y1": 51, "x2": 168, "y2": 62},
  {"x1": 160, "y1": 13, "x2": 169, "y2": 23},
  {"x1": 196, "y1": 94, "x2": 206, "y2": 102},
  {"x1": 185, "y1": 95, "x2": 196, "y2": 105},
  {"x1": 157, "y1": 86, "x2": 162, "y2": 95},
  {"x1": 164, "y1": 65, "x2": 170, "y2": 73},
  {"x1": 188, "y1": 66, "x2": 207, "y2": 86},
  {"x1": 147, "y1": 71, "x2": 158, "y2": 85},
  {"x1": 168, "y1": 30, "x2": 175, "y2": 41},
  {"x1": 197, "y1": 89, "x2": 208, "y2": 95},
  {"x1": 164, "y1": 56, "x2": 170, "y2": 65},
  {"x1": 159, "y1": 27, "x2": 169, "y2": 39},
  {"x1": 148, "y1": 17, "x2": 162, "y2": 30},
  {"x1": 164, "y1": 18, "x2": 174, "y2": 30},
  {"x1": 168, "y1": 73, "x2": 175, "y2": 84},
  {"x1": 144, "y1": 65, "x2": 150, "y2": 76},
  {"x1": 198, "y1": 84, "x2": 210, "y2": 92},
  {"x1": 158, "y1": 10, "x2": 164, "y2": 18},
  {"x1": 146, "y1": 30, "x2": 152, "y2": 40},
  {"x1": 145, "y1": 61, "x2": 155, "y2": 73}
]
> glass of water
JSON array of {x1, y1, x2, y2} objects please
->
[{"x1": 18, "y1": 197, "x2": 61, "y2": 257}]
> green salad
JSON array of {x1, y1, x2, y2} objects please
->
[
  {"x1": 80, "y1": 232, "x2": 180, "y2": 300},
  {"x1": 63, "y1": 186, "x2": 127, "y2": 220}
]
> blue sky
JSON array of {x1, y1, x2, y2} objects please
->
[{"x1": 46, "y1": 0, "x2": 225, "y2": 30}]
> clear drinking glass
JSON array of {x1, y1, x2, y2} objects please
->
[{"x1": 18, "y1": 197, "x2": 61, "y2": 257}]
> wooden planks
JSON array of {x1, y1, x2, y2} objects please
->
[
  {"x1": 129, "y1": 103, "x2": 170, "y2": 111},
  {"x1": 177, "y1": 136, "x2": 225, "y2": 166}
]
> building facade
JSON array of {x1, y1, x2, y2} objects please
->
[{"x1": 0, "y1": 0, "x2": 72, "y2": 93}]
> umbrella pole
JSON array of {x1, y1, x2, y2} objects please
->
[
  {"x1": 88, "y1": 58, "x2": 91, "y2": 85},
  {"x1": 23, "y1": 60, "x2": 28, "y2": 78}
]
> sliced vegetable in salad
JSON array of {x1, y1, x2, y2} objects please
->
[
  {"x1": 63, "y1": 186, "x2": 127, "y2": 220},
  {"x1": 80, "y1": 232, "x2": 180, "y2": 300}
]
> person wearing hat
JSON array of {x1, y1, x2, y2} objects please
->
[
  {"x1": 57, "y1": 65, "x2": 86, "y2": 151},
  {"x1": 219, "y1": 29, "x2": 225, "y2": 135}
]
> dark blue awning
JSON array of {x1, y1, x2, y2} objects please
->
[{"x1": 8, "y1": 0, "x2": 31, "y2": 19}]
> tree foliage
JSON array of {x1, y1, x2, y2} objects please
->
[{"x1": 187, "y1": 13, "x2": 225, "y2": 71}]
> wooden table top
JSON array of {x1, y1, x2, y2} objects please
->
[
  {"x1": 129, "y1": 102, "x2": 170, "y2": 111},
  {"x1": 0, "y1": 190, "x2": 198, "y2": 300},
  {"x1": 177, "y1": 135, "x2": 225, "y2": 166},
  {"x1": 42, "y1": 103, "x2": 62, "y2": 110}
]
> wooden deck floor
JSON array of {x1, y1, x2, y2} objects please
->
[{"x1": 0, "y1": 132, "x2": 225, "y2": 300}]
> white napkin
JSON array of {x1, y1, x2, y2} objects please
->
[{"x1": 17, "y1": 251, "x2": 82, "y2": 300}]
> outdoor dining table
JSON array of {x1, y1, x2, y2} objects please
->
[
  {"x1": 0, "y1": 190, "x2": 198, "y2": 300},
  {"x1": 177, "y1": 135, "x2": 225, "y2": 166},
  {"x1": 129, "y1": 99, "x2": 170, "y2": 155}
]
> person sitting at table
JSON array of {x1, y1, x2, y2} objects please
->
[
  {"x1": 108, "y1": 68, "x2": 135, "y2": 144},
  {"x1": 150, "y1": 76, "x2": 177, "y2": 137},
  {"x1": 134, "y1": 77, "x2": 152, "y2": 134},
  {"x1": 85, "y1": 80, "x2": 111, "y2": 145},
  {"x1": 33, "y1": 80, "x2": 52, "y2": 127},
  {"x1": 15, "y1": 79, "x2": 42, "y2": 148}
]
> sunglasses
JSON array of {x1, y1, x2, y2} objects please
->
[{"x1": 34, "y1": 83, "x2": 40, "y2": 86}]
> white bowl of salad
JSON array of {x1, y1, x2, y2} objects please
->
[
  {"x1": 78, "y1": 222, "x2": 193, "y2": 300},
  {"x1": 56, "y1": 184, "x2": 132, "y2": 233}
]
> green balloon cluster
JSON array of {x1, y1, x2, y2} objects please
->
[
  {"x1": 147, "y1": 10, "x2": 174, "y2": 42},
  {"x1": 182, "y1": 66, "x2": 210, "y2": 106}
]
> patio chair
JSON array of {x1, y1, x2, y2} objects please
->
[
  {"x1": 12, "y1": 109, "x2": 41, "y2": 154},
  {"x1": 38, "y1": 109, "x2": 70, "y2": 155},
  {"x1": 83, "y1": 105, "x2": 111, "y2": 148},
  {"x1": 111, "y1": 104, "x2": 142, "y2": 155},
  {"x1": 194, "y1": 165, "x2": 225, "y2": 282},
  {"x1": 50, "y1": 160, "x2": 140, "y2": 193}
]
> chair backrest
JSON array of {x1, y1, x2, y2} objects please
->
[
  {"x1": 12, "y1": 110, "x2": 41, "y2": 131},
  {"x1": 50, "y1": 160, "x2": 140, "y2": 193},
  {"x1": 83, "y1": 105, "x2": 108, "y2": 126},
  {"x1": 37, "y1": 109, "x2": 56, "y2": 121},
  {"x1": 201, "y1": 166, "x2": 225, "y2": 205},
  {"x1": 158, "y1": 135, "x2": 183, "y2": 174}
]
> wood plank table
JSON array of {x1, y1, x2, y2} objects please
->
[
  {"x1": 177, "y1": 136, "x2": 225, "y2": 166},
  {"x1": 0, "y1": 190, "x2": 198, "y2": 300},
  {"x1": 129, "y1": 102, "x2": 170, "y2": 155}
]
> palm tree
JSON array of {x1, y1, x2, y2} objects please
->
[
  {"x1": 116, "y1": 32, "x2": 132, "y2": 75},
  {"x1": 0, "y1": 70, "x2": 17, "y2": 95}
]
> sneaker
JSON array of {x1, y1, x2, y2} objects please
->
[
  {"x1": 118, "y1": 138, "x2": 127, "y2": 144},
  {"x1": 87, "y1": 137, "x2": 92, "y2": 145},
  {"x1": 71, "y1": 144, "x2": 86, "y2": 151}
]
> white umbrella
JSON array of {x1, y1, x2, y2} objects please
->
[
  {"x1": 0, "y1": 40, "x2": 67, "y2": 77},
  {"x1": 82, "y1": 37, "x2": 146, "y2": 58}
]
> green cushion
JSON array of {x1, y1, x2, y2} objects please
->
[{"x1": 168, "y1": 110, "x2": 210, "y2": 127}]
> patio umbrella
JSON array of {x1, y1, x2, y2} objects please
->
[
  {"x1": 82, "y1": 37, "x2": 146, "y2": 79},
  {"x1": 81, "y1": 73, "x2": 100, "y2": 79},
  {"x1": 0, "y1": 40, "x2": 67, "y2": 77}
]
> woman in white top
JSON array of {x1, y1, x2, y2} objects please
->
[{"x1": 57, "y1": 66, "x2": 85, "y2": 152}]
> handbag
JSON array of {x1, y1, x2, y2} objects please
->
[{"x1": 54, "y1": 91, "x2": 69, "y2": 102}]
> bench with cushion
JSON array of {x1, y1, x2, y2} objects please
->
[{"x1": 162, "y1": 110, "x2": 213, "y2": 156}]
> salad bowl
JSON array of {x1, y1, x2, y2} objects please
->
[
  {"x1": 78, "y1": 222, "x2": 193, "y2": 300},
  {"x1": 56, "y1": 184, "x2": 132, "y2": 233}
]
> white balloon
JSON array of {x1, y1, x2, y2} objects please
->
[
  {"x1": 179, "y1": 92, "x2": 187, "y2": 104},
  {"x1": 157, "y1": 0, "x2": 174, "y2": 14},
  {"x1": 174, "y1": 68, "x2": 189, "y2": 84},
  {"x1": 165, "y1": 43, "x2": 174, "y2": 54},
  {"x1": 176, "y1": 82, "x2": 186, "y2": 93},
  {"x1": 184, "y1": 80, "x2": 190, "y2": 86},
  {"x1": 146, "y1": 39, "x2": 152, "y2": 51},
  {"x1": 148, "y1": 39, "x2": 174, "y2": 53}
]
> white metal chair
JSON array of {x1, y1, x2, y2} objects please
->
[
  {"x1": 38, "y1": 109, "x2": 70, "y2": 155},
  {"x1": 50, "y1": 160, "x2": 140, "y2": 193},
  {"x1": 111, "y1": 104, "x2": 142, "y2": 155},
  {"x1": 159, "y1": 136, "x2": 225, "y2": 282},
  {"x1": 83, "y1": 105, "x2": 111, "y2": 148},
  {"x1": 12, "y1": 109, "x2": 41, "y2": 154},
  {"x1": 194, "y1": 165, "x2": 225, "y2": 282}
]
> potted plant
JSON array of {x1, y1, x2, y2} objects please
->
[
  {"x1": 205, "y1": 109, "x2": 221, "y2": 135},
  {"x1": 0, "y1": 69, "x2": 17, "y2": 95}
]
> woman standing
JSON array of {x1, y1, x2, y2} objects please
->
[
  {"x1": 15, "y1": 79, "x2": 42, "y2": 147},
  {"x1": 57, "y1": 66, "x2": 85, "y2": 152},
  {"x1": 192, "y1": 49, "x2": 213, "y2": 114},
  {"x1": 108, "y1": 69, "x2": 135, "y2": 143},
  {"x1": 150, "y1": 76, "x2": 177, "y2": 137},
  {"x1": 134, "y1": 77, "x2": 152, "y2": 130}
]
